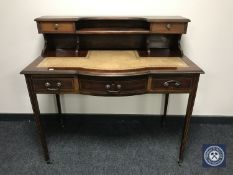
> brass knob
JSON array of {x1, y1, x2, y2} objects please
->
[
  {"x1": 166, "y1": 24, "x2": 171, "y2": 30},
  {"x1": 56, "y1": 82, "x2": 62, "y2": 87},
  {"x1": 54, "y1": 23, "x2": 59, "y2": 30},
  {"x1": 45, "y1": 82, "x2": 51, "y2": 87}
]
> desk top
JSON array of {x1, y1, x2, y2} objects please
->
[{"x1": 21, "y1": 50, "x2": 203, "y2": 76}]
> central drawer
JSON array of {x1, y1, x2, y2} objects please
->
[{"x1": 79, "y1": 75, "x2": 148, "y2": 96}]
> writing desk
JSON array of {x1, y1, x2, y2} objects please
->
[{"x1": 21, "y1": 16, "x2": 204, "y2": 164}]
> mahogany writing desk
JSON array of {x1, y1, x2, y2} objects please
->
[{"x1": 21, "y1": 16, "x2": 204, "y2": 164}]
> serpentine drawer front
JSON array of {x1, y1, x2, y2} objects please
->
[
  {"x1": 32, "y1": 77, "x2": 78, "y2": 93},
  {"x1": 79, "y1": 75, "x2": 148, "y2": 96},
  {"x1": 150, "y1": 75, "x2": 193, "y2": 93},
  {"x1": 38, "y1": 22, "x2": 76, "y2": 33}
]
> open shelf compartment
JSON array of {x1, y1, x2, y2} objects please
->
[{"x1": 76, "y1": 18, "x2": 150, "y2": 34}]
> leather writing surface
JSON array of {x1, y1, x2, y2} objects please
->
[{"x1": 38, "y1": 50, "x2": 188, "y2": 70}]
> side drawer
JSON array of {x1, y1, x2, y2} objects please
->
[
  {"x1": 38, "y1": 22, "x2": 76, "y2": 33},
  {"x1": 150, "y1": 22, "x2": 188, "y2": 34},
  {"x1": 150, "y1": 75, "x2": 193, "y2": 92},
  {"x1": 79, "y1": 75, "x2": 148, "y2": 96},
  {"x1": 32, "y1": 77, "x2": 78, "y2": 93}
]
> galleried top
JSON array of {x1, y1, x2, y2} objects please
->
[
  {"x1": 35, "y1": 16, "x2": 190, "y2": 58},
  {"x1": 21, "y1": 16, "x2": 204, "y2": 75}
]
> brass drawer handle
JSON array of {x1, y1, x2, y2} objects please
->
[
  {"x1": 105, "y1": 84, "x2": 122, "y2": 93},
  {"x1": 47, "y1": 87, "x2": 59, "y2": 91},
  {"x1": 166, "y1": 24, "x2": 171, "y2": 30},
  {"x1": 44, "y1": 82, "x2": 62, "y2": 91},
  {"x1": 163, "y1": 80, "x2": 181, "y2": 87},
  {"x1": 54, "y1": 23, "x2": 59, "y2": 30}
]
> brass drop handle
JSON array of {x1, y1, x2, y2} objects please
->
[
  {"x1": 166, "y1": 23, "x2": 171, "y2": 30},
  {"x1": 45, "y1": 82, "x2": 62, "y2": 91},
  {"x1": 163, "y1": 80, "x2": 181, "y2": 87},
  {"x1": 54, "y1": 23, "x2": 59, "y2": 30},
  {"x1": 105, "y1": 84, "x2": 122, "y2": 93}
]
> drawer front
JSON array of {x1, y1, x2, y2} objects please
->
[
  {"x1": 150, "y1": 22, "x2": 187, "y2": 34},
  {"x1": 150, "y1": 76, "x2": 193, "y2": 92},
  {"x1": 38, "y1": 22, "x2": 75, "y2": 33},
  {"x1": 32, "y1": 77, "x2": 78, "y2": 93},
  {"x1": 79, "y1": 76, "x2": 148, "y2": 96}
]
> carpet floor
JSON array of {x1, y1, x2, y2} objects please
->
[{"x1": 0, "y1": 116, "x2": 232, "y2": 175}]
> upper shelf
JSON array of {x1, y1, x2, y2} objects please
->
[{"x1": 36, "y1": 16, "x2": 190, "y2": 34}]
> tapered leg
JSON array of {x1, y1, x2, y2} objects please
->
[
  {"x1": 25, "y1": 75, "x2": 50, "y2": 163},
  {"x1": 55, "y1": 94, "x2": 64, "y2": 127},
  {"x1": 178, "y1": 76, "x2": 200, "y2": 164},
  {"x1": 161, "y1": 93, "x2": 169, "y2": 126}
]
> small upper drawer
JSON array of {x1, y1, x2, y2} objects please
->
[
  {"x1": 79, "y1": 75, "x2": 148, "y2": 96},
  {"x1": 150, "y1": 22, "x2": 187, "y2": 34},
  {"x1": 32, "y1": 77, "x2": 78, "y2": 93},
  {"x1": 38, "y1": 22, "x2": 76, "y2": 33},
  {"x1": 150, "y1": 75, "x2": 193, "y2": 92}
]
